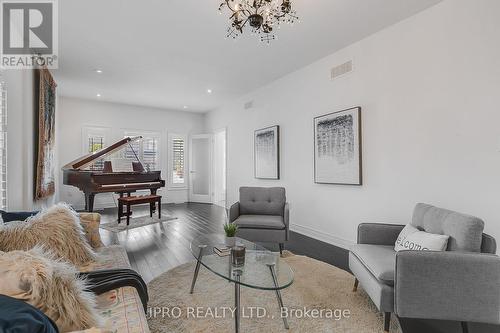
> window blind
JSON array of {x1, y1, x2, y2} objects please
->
[
  {"x1": 172, "y1": 138, "x2": 185, "y2": 184},
  {"x1": 0, "y1": 78, "x2": 7, "y2": 209},
  {"x1": 142, "y1": 137, "x2": 158, "y2": 171},
  {"x1": 124, "y1": 135, "x2": 159, "y2": 171}
]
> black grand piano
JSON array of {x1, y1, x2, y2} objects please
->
[{"x1": 62, "y1": 136, "x2": 165, "y2": 212}]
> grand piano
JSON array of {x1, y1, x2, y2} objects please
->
[{"x1": 62, "y1": 136, "x2": 165, "y2": 212}]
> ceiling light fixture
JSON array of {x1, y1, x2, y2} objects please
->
[
  {"x1": 207, "y1": 89, "x2": 213, "y2": 94},
  {"x1": 219, "y1": 0, "x2": 299, "y2": 43},
  {"x1": 95, "y1": 69, "x2": 103, "y2": 74},
  {"x1": 183, "y1": 105, "x2": 188, "y2": 109},
  {"x1": 96, "y1": 93, "x2": 101, "y2": 97}
]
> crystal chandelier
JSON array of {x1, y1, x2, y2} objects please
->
[{"x1": 219, "y1": 0, "x2": 299, "y2": 43}]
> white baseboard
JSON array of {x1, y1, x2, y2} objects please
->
[{"x1": 290, "y1": 223, "x2": 354, "y2": 250}]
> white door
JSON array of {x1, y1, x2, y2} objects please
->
[{"x1": 189, "y1": 134, "x2": 212, "y2": 203}]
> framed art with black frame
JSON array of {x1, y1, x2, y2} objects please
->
[
  {"x1": 254, "y1": 125, "x2": 280, "y2": 179},
  {"x1": 314, "y1": 107, "x2": 362, "y2": 185}
]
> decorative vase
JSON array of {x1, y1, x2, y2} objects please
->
[{"x1": 225, "y1": 236, "x2": 236, "y2": 247}]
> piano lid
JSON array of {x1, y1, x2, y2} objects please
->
[{"x1": 62, "y1": 136, "x2": 143, "y2": 171}]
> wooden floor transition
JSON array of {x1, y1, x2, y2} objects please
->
[{"x1": 98, "y1": 202, "x2": 498, "y2": 333}]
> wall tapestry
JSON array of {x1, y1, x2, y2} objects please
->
[
  {"x1": 35, "y1": 68, "x2": 57, "y2": 200},
  {"x1": 254, "y1": 125, "x2": 280, "y2": 179},
  {"x1": 314, "y1": 107, "x2": 362, "y2": 185}
]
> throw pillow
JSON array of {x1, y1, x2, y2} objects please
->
[
  {"x1": 0, "y1": 210, "x2": 38, "y2": 223},
  {"x1": 395, "y1": 224, "x2": 449, "y2": 252},
  {"x1": 0, "y1": 294, "x2": 59, "y2": 333},
  {"x1": 0, "y1": 247, "x2": 102, "y2": 332},
  {"x1": 0, "y1": 203, "x2": 96, "y2": 265}
]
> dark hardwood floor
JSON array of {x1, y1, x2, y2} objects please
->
[{"x1": 99, "y1": 203, "x2": 498, "y2": 333}]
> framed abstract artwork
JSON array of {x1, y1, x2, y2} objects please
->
[
  {"x1": 34, "y1": 69, "x2": 57, "y2": 200},
  {"x1": 254, "y1": 125, "x2": 280, "y2": 179},
  {"x1": 314, "y1": 107, "x2": 362, "y2": 185}
]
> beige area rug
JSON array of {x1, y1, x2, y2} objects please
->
[
  {"x1": 147, "y1": 252, "x2": 401, "y2": 333},
  {"x1": 99, "y1": 215, "x2": 177, "y2": 232}
]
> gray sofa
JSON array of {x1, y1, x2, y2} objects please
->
[
  {"x1": 349, "y1": 203, "x2": 500, "y2": 333},
  {"x1": 229, "y1": 187, "x2": 289, "y2": 254}
]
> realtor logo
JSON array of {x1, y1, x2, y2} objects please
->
[{"x1": 1, "y1": 0, "x2": 58, "y2": 69}]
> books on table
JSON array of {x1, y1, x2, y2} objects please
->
[{"x1": 213, "y1": 245, "x2": 231, "y2": 257}]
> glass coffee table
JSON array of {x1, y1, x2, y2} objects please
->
[{"x1": 190, "y1": 234, "x2": 294, "y2": 333}]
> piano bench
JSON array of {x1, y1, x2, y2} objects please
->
[{"x1": 117, "y1": 195, "x2": 162, "y2": 225}]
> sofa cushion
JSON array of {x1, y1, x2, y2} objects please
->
[
  {"x1": 412, "y1": 203, "x2": 484, "y2": 252},
  {"x1": 234, "y1": 215, "x2": 285, "y2": 230},
  {"x1": 239, "y1": 187, "x2": 285, "y2": 216},
  {"x1": 350, "y1": 244, "x2": 396, "y2": 286}
]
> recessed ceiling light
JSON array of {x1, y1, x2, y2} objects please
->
[
  {"x1": 96, "y1": 93, "x2": 101, "y2": 97},
  {"x1": 183, "y1": 105, "x2": 188, "y2": 109},
  {"x1": 95, "y1": 69, "x2": 103, "y2": 74},
  {"x1": 207, "y1": 89, "x2": 212, "y2": 94}
]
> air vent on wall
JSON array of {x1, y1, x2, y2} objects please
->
[
  {"x1": 331, "y1": 60, "x2": 353, "y2": 80},
  {"x1": 244, "y1": 101, "x2": 254, "y2": 110}
]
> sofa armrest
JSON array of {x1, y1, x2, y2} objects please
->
[
  {"x1": 357, "y1": 223, "x2": 405, "y2": 246},
  {"x1": 395, "y1": 250, "x2": 500, "y2": 324},
  {"x1": 78, "y1": 213, "x2": 104, "y2": 249},
  {"x1": 284, "y1": 202, "x2": 290, "y2": 228},
  {"x1": 70, "y1": 328, "x2": 105, "y2": 333},
  {"x1": 229, "y1": 202, "x2": 240, "y2": 223}
]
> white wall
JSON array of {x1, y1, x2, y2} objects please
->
[
  {"x1": 205, "y1": 0, "x2": 500, "y2": 249},
  {"x1": 58, "y1": 97, "x2": 205, "y2": 210},
  {"x1": 3, "y1": 69, "x2": 57, "y2": 211}
]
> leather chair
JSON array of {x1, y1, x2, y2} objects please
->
[
  {"x1": 349, "y1": 203, "x2": 500, "y2": 333},
  {"x1": 229, "y1": 187, "x2": 289, "y2": 254}
]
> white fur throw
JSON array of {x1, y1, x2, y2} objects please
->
[
  {"x1": 0, "y1": 247, "x2": 101, "y2": 332},
  {"x1": 0, "y1": 203, "x2": 96, "y2": 265}
]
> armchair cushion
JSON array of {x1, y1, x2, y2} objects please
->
[
  {"x1": 229, "y1": 202, "x2": 240, "y2": 223},
  {"x1": 412, "y1": 203, "x2": 484, "y2": 252},
  {"x1": 482, "y1": 233, "x2": 497, "y2": 254},
  {"x1": 233, "y1": 215, "x2": 285, "y2": 230},
  {"x1": 239, "y1": 187, "x2": 285, "y2": 216},
  {"x1": 349, "y1": 244, "x2": 396, "y2": 285}
]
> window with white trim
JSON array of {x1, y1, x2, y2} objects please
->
[
  {"x1": 168, "y1": 134, "x2": 186, "y2": 187},
  {"x1": 82, "y1": 126, "x2": 110, "y2": 171},
  {"x1": 0, "y1": 77, "x2": 7, "y2": 209},
  {"x1": 124, "y1": 132, "x2": 160, "y2": 171},
  {"x1": 88, "y1": 135, "x2": 105, "y2": 170}
]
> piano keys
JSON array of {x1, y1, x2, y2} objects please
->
[{"x1": 62, "y1": 136, "x2": 165, "y2": 212}]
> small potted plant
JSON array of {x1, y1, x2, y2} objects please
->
[{"x1": 223, "y1": 223, "x2": 238, "y2": 247}]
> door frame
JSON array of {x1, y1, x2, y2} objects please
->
[
  {"x1": 188, "y1": 134, "x2": 213, "y2": 203},
  {"x1": 212, "y1": 128, "x2": 227, "y2": 208}
]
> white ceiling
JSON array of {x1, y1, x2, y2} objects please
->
[{"x1": 53, "y1": 0, "x2": 442, "y2": 113}]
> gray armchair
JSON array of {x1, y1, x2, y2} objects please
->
[
  {"x1": 349, "y1": 203, "x2": 500, "y2": 333},
  {"x1": 229, "y1": 187, "x2": 289, "y2": 254}
]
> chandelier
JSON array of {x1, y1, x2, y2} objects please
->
[{"x1": 219, "y1": 0, "x2": 299, "y2": 43}]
